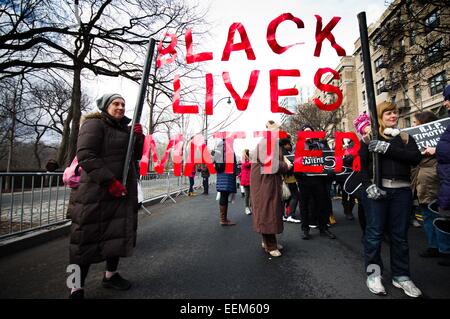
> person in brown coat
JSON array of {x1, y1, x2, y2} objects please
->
[
  {"x1": 250, "y1": 120, "x2": 292, "y2": 257},
  {"x1": 68, "y1": 93, "x2": 144, "y2": 299}
]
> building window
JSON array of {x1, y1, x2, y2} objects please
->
[
  {"x1": 411, "y1": 56, "x2": 420, "y2": 72},
  {"x1": 429, "y1": 72, "x2": 446, "y2": 96},
  {"x1": 414, "y1": 85, "x2": 421, "y2": 102},
  {"x1": 403, "y1": 90, "x2": 410, "y2": 108},
  {"x1": 362, "y1": 91, "x2": 366, "y2": 102},
  {"x1": 376, "y1": 79, "x2": 385, "y2": 95},
  {"x1": 410, "y1": 30, "x2": 416, "y2": 46},
  {"x1": 424, "y1": 10, "x2": 440, "y2": 31},
  {"x1": 373, "y1": 35, "x2": 381, "y2": 50},
  {"x1": 361, "y1": 71, "x2": 365, "y2": 83},
  {"x1": 406, "y1": 0, "x2": 413, "y2": 14},
  {"x1": 359, "y1": 53, "x2": 363, "y2": 62},
  {"x1": 426, "y1": 39, "x2": 442, "y2": 64},
  {"x1": 375, "y1": 56, "x2": 384, "y2": 72},
  {"x1": 400, "y1": 63, "x2": 407, "y2": 76}
]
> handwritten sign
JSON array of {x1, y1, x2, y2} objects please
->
[
  {"x1": 402, "y1": 118, "x2": 450, "y2": 151},
  {"x1": 285, "y1": 151, "x2": 352, "y2": 176}
]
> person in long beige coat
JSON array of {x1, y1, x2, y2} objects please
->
[{"x1": 250, "y1": 120, "x2": 292, "y2": 257}]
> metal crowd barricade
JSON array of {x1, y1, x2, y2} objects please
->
[
  {"x1": 139, "y1": 171, "x2": 188, "y2": 213},
  {"x1": 0, "y1": 172, "x2": 70, "y2": 241},
  {"x1": 0, "y1": 170, "x2": 217, "y2": 241}
]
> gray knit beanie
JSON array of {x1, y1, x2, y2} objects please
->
[{"x1": 96, "y1": 93, "x2": 124, "y2": 112}]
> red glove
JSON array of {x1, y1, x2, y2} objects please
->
[
  {"x1": 133, "y1": 123, "x2": 143, "y2": 136},
  {"x1": 108, "y1": 177, "x2": 128, "y2": 197}
]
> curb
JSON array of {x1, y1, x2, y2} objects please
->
[
  {"x1": 0, "y1": 188, "x2": 193, "y2": 258},
  {"x1": 0, "y1": 222, "x2": 71, "y2": 258}
]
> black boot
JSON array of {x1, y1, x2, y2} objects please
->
[
  {"x1": 69, "y1": 289, "x2": 84, "y2": 299},
  {"x1": 419, "y1": 247, "x2": 440, "y2": 258},
  {"x1": 320, "y1": 229, "x2": 336, "y2": 239},
  {"x1": 302, "y1": 229, "x2": 311, "y2": 240},
  {"x1": 102, "y1": 273, "x2": 131, "y2": 290},
  {"x1": 438, "y1": 254, "x2": 450, "y2": 267}
]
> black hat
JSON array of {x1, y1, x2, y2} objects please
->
[
  {"x1": 279, "y1": 137, "x2": 292, "y2": 147},
  {"x1": 300, "y1": 124, "x2": 314, "y2": 131}
]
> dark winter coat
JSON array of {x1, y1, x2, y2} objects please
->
[
  {"x1": 69, "y1": 112, "x2": 144, "y2": 266},
  {"x1": 411, "y1": 156, "x2": 439, "y2": 205},
  {"x1": 359, "y1": 134, "x2": 421, "y2": 188},
  {"x1": 437, "y1": 124, "x2": 450, "y2": 210},
  {"x1": 251, "y1": 139, "x2": 289, "y2": 234},
  {"x1": 214, "y1": 139, "x2": 237, "y2": 193}
]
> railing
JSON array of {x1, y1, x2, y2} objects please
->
[{"x1": 0, "y1": 171, "x2": 216, "y2": 241}]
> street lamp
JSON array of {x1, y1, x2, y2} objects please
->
[{"x1": 204, "y1": 96, "x2": 231, "y2": 146}]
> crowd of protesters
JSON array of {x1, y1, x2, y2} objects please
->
[
  {"x1": 209, "y1": 85, "x2": 450, "y2": 298},
  {"x1": 65, "y1": 85, "x2": 450, "y2": 299}
]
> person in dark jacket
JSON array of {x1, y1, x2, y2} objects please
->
[
  {"x1": 68, "y1": 93, "x2": 144, "y2": 299},
  {"x1": 434, "y1": 84, "x2": 450, "y2": 266},
  {"x1": 410, "y1": 111, "x2": 442, "y2": 258},
  {"x1": 280, "y1": 135, "x2": 301, "y2": 223},
  {"x1": 295, "y1": 125, "x2": 336, "y2": 240},
  {"x1": 361, "y1": 102, "x2": 422, "y2": 298},
  {"x1": 198, "y1": 164, "x2": 210, "y2": 195},
  {"x1": 214, "y1": 138, "x2": 237, "y2": 226}
]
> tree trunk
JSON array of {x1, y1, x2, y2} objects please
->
[
  {"x1": 67, "y1": 67, "x2": 82, "y2": 167},
  {"x1": 34, "y1": 133, "x2": 42, "y2": 169},
  {"x1": 57, "y1": 67, "x2": 81, "y2": 168}
]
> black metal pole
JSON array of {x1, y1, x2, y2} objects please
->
[
  {"x1": 357, "y1": 12, "x2": 381, "y2": 187},
  {"x1": 122, "y1": 38, "x2": 156, "y2": 186}
]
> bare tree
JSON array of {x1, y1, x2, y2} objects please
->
[
  {"x1": 0, "y1": 0, "x2": 210, "y2": 167},
  {"x1": 282, "y1": 102, "x2": 345, "y2": 144}
]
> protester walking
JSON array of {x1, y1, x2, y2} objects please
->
[
  {"x1": 199, "y1": 164, "x2": 210, "y2": 195},
  {"x1": 434, "y1": 85, "x2": 450, "y2": 267},
  {"x1": 214, "y1": 138, "x2": 237, "y2": 226},
  {"x1": 280, "y1": 136, "x2": 301, "y2": 223},
  {"x1": 239, "y1": 149, "x2": 252, "y2": 215},
  {"x1": 251, "y1": 120, "x2": 292, "y2": 257},
  {"x1": 188, "y1": 164, "x2": 197, "y2": 196},
  {"x1": 361, "y1": 102, "x2": 422, "y2": 298},
  {"x1": 68, "y1": 93, "x2": 144, "y2": 299},
  {"x1": 410, "y1": 111, "x2": 442, "y2": 258},
  {"x1": 296, "y1": 124, "x2": 336, "y2": 240}
]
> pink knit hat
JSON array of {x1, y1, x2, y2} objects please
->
[{"x1": 353, "y1": 111, "x2": 371, "y2": 136}]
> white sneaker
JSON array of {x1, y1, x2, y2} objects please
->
[
  {"x1": 366, "y1": 275, "x2": 387, "y2": 296},
  {"x1": 245, "y1": 207, "x2": 252, "y2": 215},
  {"x1": 392, "y1": 279, "x2": 422, "y2": 298},
  {"x1": 286, "y1": 216, "x2": 301, "y2": 223},
  {"x1": 282, "y1": 216, "x2": 288, "y2": 222}
]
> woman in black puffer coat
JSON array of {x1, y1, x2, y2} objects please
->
[{"x1": 68, "y1": 93, "x2": 144, "y2": 299}]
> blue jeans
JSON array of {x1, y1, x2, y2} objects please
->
[
  {"x1": 189, "y1": 177, "x2": 194, "y2": 193},
  {"x1": 362, "y1": 187, "x2": 411, "y2": 278},
  {"x1": 423, "y1": 207, "x2": 439, "y2": 249},
  {"x1": 423, "y1": 207, "x2": 450, "y2": 254}
]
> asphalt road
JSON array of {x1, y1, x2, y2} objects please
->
[{"x1": 0, "y1": 191, "x2": 449, "y2": 299}]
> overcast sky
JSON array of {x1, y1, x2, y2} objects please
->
[{"x1": 90, "y1": 0, "x2": 388, "y2": 154}]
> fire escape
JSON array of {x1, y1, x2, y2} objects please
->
[{"x1": 373, "y1": 16, "x2": 411, "y2": 115}]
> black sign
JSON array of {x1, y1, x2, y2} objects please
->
[
  {"x1": 402, "y1": 117, "x2": 450, "y2": 151},
  {"x1": 285, "y1": 151, "x2": 352, "y2": 176}
]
